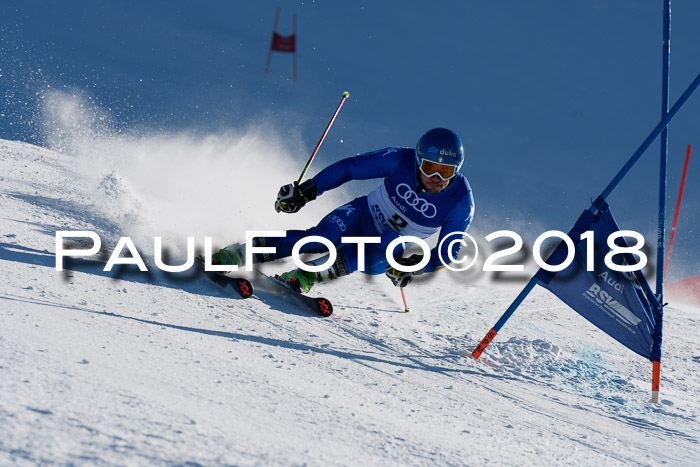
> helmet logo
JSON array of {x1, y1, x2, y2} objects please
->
[
  {"x1": 427, "y1": 146, "x2": 440, "y2": 154},
  {"x1": 439, "y1": 148, "x2": 458, "y2": 158}
]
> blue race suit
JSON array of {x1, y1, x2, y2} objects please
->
[{"x1": 268, "y1": 147, "x2": 475, "y2": 275}]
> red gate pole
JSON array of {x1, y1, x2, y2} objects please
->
[
  {"x1": 293, "y1": 14, "x2": 298, "y2": 80},
  {"x1": 664, "y1": 144, "x2": 692, "y2": 278},
  {"x1": 265, "y1": 7, "x2": 280, "y2": 74}
]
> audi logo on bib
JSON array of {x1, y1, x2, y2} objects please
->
[{"x1": 396, "y1": 183, "x2": 437, "y2": 218}]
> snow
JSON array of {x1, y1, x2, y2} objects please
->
[{"x1": 2, "y1": 139, "x2": 699, "y2": 465}]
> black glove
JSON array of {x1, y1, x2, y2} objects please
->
[
  {"x1": 385, "y1": 254, "x2": 424, "y2": 288},
  {"x1": 275, "y1": 179, "x2": 318, "y2": 213}
]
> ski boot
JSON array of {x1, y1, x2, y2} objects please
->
[
  {"x1": 212, "y1": 238, "x2": 275, "y2": 273},
  {"x1": 280, "y1": 250, "x2": 351, "y2": 293},
  {"x1": 280, "y1": 268, "x2": 319, "y2": 294},
  {"x1": 211, "y1": 242, "x2": 246, "y2": 273},
  {"x1": 280, "y1": 263, "x2": 345, "y2": 293}
]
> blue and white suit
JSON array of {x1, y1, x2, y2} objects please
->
[{"x1": 269, "y1": 147, "x2": 475, "y2": 275}]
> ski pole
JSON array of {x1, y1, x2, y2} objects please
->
[
  {"x1": 297, "y1": 91, "x2": 350, "y2": 185},
  {"x1": 400, "y1": 288, "x2": 410, "y2": 313}
]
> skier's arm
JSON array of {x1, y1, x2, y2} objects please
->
[
  {"x1": 311, "y1": 148, "x2": 404, "y2": 196},
  {"x1": 275, "y1": 148, "x2": 404, "y2": 213},
  {"x1": 424, "y1": 192, "x2": 475, "y2": 273}
]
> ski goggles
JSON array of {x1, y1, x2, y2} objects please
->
[{"x1": 418, "y1": 159, "x2": 458, "y2": 181}]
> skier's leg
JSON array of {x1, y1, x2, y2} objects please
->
[
  {"x1": 277, "y1": 197, "x2": 381, "y2": 292},
  {"x1": 213, "y1": 197, "x2": 369, "y2": 270},
  {"x1": 267, "y1": 197, "x2": 369, "y2": 259},
  {"x1": 336, "y1": 229, "x2": 403, "y2": 275},
  {"x1": 281, "y1": 229, "x2": 405, "y2": 292}
]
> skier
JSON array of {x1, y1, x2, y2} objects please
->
[{"x1": 212, "y1": 127, "x2": 475, "y2": 293}]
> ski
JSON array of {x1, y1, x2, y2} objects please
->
[
  {"x1": 256, "y1": 272, "x2": 333, "y2": 317},
  {"x1": 195, "y1": 255, "x2": 254, "y2": 299}
]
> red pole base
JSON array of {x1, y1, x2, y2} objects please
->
[
  {"x1": 651, "y1": 360, "x2": 661, "y2": 403},
  {"x1": 471, "y1": 328, "x2": 498, "y2": 359}
]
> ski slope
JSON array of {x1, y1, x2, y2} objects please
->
[{"x1": 1, "y1": 138, "x2": 699, "y2": 465}]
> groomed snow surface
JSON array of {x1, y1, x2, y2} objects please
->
[{"x1": 1, "y1": 139, "x2": 698, "y2": 465}]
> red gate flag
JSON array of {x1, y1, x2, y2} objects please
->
[
  {"x1": 271, "y1": 32, "x2": 295, "y2": 53},
  {"x1": 265, "y1": 7, "x2": 297, "y2": 80}
]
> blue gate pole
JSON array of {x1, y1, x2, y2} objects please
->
[
  {"x1": 593, "y1": 71, "x2": 700, "y2": 205},
  {"x1": 470, "y1": 277, "x2": 538, "y2": 359},
  {"x1": 651, "y1": 0, "x2": 672, "y2": 405},
  {"x1": 657, "y1": 0, "x2": 671, "y2": 301}
]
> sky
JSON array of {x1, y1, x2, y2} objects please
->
[{"x1": 1, "y1": 0, "x2": 699, "y2": 279}]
